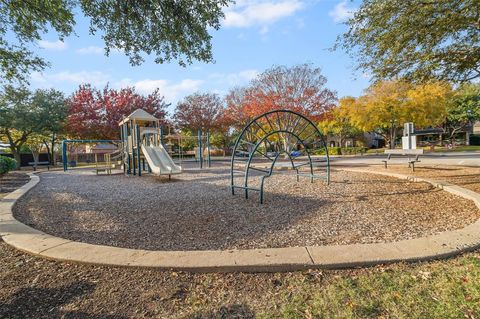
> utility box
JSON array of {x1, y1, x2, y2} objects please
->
[
  {"x1": 404, "y1": 122, "x2": 414, "y2": 135},
  {"x1": 402, "y1": 135, "x2": 417, "y2": 149}
]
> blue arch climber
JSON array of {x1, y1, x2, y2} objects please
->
[{"x1": 230, "y1": 110, "x2": 330, "y2": 203}]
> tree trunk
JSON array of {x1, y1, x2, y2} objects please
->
[
  {"x1": 50, "y1": 133, "x2": 57, "y2": 165},
  {"x1": 10, "y1": 148, "x2": 21, "y2": 169},
  {"x1": 31, "y1": 150, "x2": 40, "y2": 170},
  {"x1": 43, "y1": 141, "x2": 52, "y2": 165},
  {"x1": 390, "y1": 125, "x2": 397, "y2": 149}
]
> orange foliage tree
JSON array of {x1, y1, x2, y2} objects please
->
[{"x1": 225, "y1": 64, "x2": 337, "y2": 128}]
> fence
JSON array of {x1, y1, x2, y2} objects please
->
[{"x1": 0, "y1": 153, "x2": 52, "y2": 167}]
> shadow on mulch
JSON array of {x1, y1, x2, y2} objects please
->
[
  {"x1": 186, "y1": 303, "x2": 255, "y2": 319},
  {"x1": 0, "y1": 172, "x2": 30, "y2": 195},
  {"x1": 0, "y1": 282, "x2": 126, "y2": 319}
]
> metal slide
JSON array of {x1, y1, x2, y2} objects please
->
[{"x1": 141, "y1": 144, "x2": 182, "y2": 175}]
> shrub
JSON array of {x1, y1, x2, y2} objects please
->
[
  {"x1": 312, "y1": 147, "x2": 341, "y2": 155},
  {"x1": 0, "y1": 156, "x2": 16, "y2": 175},
  {"x1": 341, "y1": 147, "x2": 368, "y2": 155}
]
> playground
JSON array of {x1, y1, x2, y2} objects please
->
[
  {"x1": 3, "y1": 109, "x2": 480, "y2": 316},
  {"x1": 3, "y1": 109, "x2": 480, "y2": 265}
]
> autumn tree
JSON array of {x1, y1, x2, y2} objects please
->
[
  {"x1": 1, "y1": 1, "x2": 231, "y2": 83},
  {"x1": 66, "y1": 85, "x2": 169, "y2": 140},
  {"x1": 444, "y1": 82, "x2": 480, "y2": 141},
  {"x1": 225, "y1": 64, "x2": 337, "y2": 128},
  {"x1": 319, "y1": 97, "x2": 363, "y2": 147},
  {"x1": 338, "y1": 0, "x2": 480, "y2": 83},
  {"x1": 224, "y1": 87, "x2": 254, "y2": 129},
  {"x1": 173, "y1": 93, "x2": 225, "y2": 133},
  {"x1": 348, "y1": 81, "x2": 451, "y2": 148}
]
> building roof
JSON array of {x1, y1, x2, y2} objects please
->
[{"x1": 118, "y1": 109, "x2": 158, "y2": 126}]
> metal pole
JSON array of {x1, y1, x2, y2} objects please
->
[
  {"x1": 131, "y1": 120, "x2": 136, "y2": 175},
  {"x1": 120, "y1": 123, "x2": 126, "y2": 174},
  {"x1": 62, "y1": 140, "x2": 67, "y2": 171},
  {"x1": 198, "y1": 130, "x2": 203, "y2": 169},
  {"x1": 206, "y1": 132, "x2": 211, "y2": 168},
  {"x1": 160, "y1": 126, "x2": 164, "y2": 146},
  {"x1": 136, "y1": 124, "x2": 141, "y2": 177}
]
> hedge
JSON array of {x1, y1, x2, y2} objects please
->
[
  {"x1": 0, "y1": 156, "x2": 16, "y2": 175},
  {"x1": 313, "y1": 146, "x2": 368, "y2": 156}
]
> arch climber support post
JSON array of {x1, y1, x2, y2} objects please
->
[{"x1": 230, "y1": 110, "x2": 330, "y2": 204}]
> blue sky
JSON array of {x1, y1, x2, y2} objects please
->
[{"x1": 30, "y1": 0, "x2": 368, "y2": 113}]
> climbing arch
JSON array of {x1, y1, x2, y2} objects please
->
[{"x1": 230, "y1": 110, "x2": 330, "y2": 203}]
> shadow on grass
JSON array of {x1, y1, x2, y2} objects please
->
[{"x1": 0, "y1": 282, "x2": 126, "y2": 319}]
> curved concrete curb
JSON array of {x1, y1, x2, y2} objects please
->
[{"x1": 1, "y1": 171, "x2": 480, "y2": 272}]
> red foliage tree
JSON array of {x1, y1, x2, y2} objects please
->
[
  {"x1": 66, "y1": 85, "x2": 169, "y2": 139},
  {"x1": 225, "y1": 64, "x2": 337, "y2": 127},
  {"x1": 173, "y1": 92, "x2": 225, "y2": 133}
]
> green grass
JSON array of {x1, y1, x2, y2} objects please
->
[
  {"x1": 366, "y1": 145, "x2": 480, "y2": 154},
  {"x1": 252, "y1": 254, "x2": 480, "y2": 318},
  {"x1": 430, "y1": 145, "x2": 480, "y2": 152}
]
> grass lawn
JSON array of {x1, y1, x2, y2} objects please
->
[
  {"x1": 1, "y1": 237, "x2": 480, "y2": 318},
  {"x1": 430, "y1": 145, "x2": 480, "y2": 152},
  {"x1": 366, "y1": 145, "x2": 480, "y2": 154}
]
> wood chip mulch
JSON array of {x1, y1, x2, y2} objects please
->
[{"x1": 12, "y1": 167, "x2": 480, "y2": 251}]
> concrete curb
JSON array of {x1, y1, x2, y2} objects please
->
[{"x1": 1, "y1": 171, "x2": 480, "y2": 272}]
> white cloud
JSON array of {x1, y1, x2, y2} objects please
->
[
  {"x1": 115, "y1": 78, "x2": 204, "y2": 104},
  {"x1": 38, "y1": 40, "x2": 68, "y2": 51},
  {"x1": 209, "y1": 69, "x2": 259, "y2": 85},
  {"x1": 76, "y1": 46, "x2": 103, "y2": 55},
  {"x1": 31, "y1": 70, "x2": 110, "y2": 87},
  {"x1": 329, "y1": 1, "x2": 356, "y2": 23},
  {"x1": 224, "y1": 0, "x2": 304, "y2": 32}
]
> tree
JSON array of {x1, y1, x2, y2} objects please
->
[
  {"x1": 1, "y1": 0, "x2": 231, "y2": 83},
  {"x1": 0, "y1": 87, "x2": 67, "y2": 167},
  {"x1": 0, "y1": 1, "x2": 74, "y2": 83},
  {"x1": 66, "y1": 85, "x2": 169, "y2": 140},
  {"x1": 348, "y1": 81, "x2": 450, "y2": 148},
  {"x1": 319, "y1": 97, "x2": 363, "y2": 147},
  {"x1": 224, "y1": 64, "x2": 337, "y2": 126},
  {"x1": 444, "y1": 83, "x2": 480, "y2": 141},
  {"x1": 173, "y1": 93, "x2": 225, "y2": 133},
  {"x1": 338, "y1": 0, "x2": 480, "y2": 83},
  {"x1": 25, "y1": 133, "x2": 46, "y2": 168},
  {"x1": 32, "y1": 89, "x2": 68, "y2": 164},
  {"x1": 0, "y1": 86, "x2": 34, "y2": 167},
  {"x1": 224, "y1": 87, "x2": 256, "y2": 129}
]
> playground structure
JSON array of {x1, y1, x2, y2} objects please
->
[
  {"x1": 119, "y1": 109, "x2": 182, "y2": 178},
  {"x1": 230, "y1": 110, "x2": 330, "y2": 203},
  {"x1": 161, "y1": 129, "x2": 213, "y2": 169},
  {"x1": 62, "y1": 109, "x2": 216, "y2": 176},
  {"x1": 62, "y1": 139, "x2": 121, "y2": 171}
]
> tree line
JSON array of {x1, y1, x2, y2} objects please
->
[
  {"x1": 321, "y1": 81, "x2": 480, "y2": 148},
  {"x1": 2, "y1": 63, "x2": 480, "y2": 169}
]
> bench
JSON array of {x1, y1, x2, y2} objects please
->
[
  {"x1": 382, "y1": 149, "x2": 424, "y2": 171},
  {"x1": 28, "y1": 161, "x2": 50, "y2": 171}
]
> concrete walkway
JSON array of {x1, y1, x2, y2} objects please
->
[{"x1": 1, "y1": 171, "x2": 480, "y2": 272}]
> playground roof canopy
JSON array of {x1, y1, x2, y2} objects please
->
[{"x1": 119, "y1": 109, "x2": 158, "y2": 126}]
